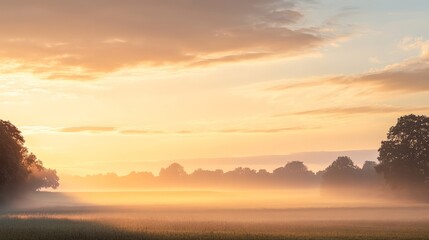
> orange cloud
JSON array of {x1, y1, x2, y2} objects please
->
[
  {"x1": 336, "y1": 68, "x2": 429, "y2": 93},
  {"x1": 59, "y1": 127, "x2": 117, "y2": 133},
  {"x1": 0, "y1": 0, "x2": 332, "y2": 80},
  {"x1": 120, "y1": 127, "x2": 307, "y2": 135},
  {"x1": 54, "y1": 126, "x2": 309, "y2": 135},
  {"x1": 120, "y1": 130, "x2": 167, "y2": 135},
  {"x1": 285, "y1": 105, "x2": 429, "y2": 117},
  {"x1": 217, "y1": 127, "x2": 310, "y2": 133},
  {"x1": 267, "y1": 39, "x2": 429, "y2": 93},
  {"x1": 266, "y1": 80, "x2": 327, "y2": 91}
]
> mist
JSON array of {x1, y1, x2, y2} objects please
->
[
  {"x1": 2, "y1": 116, "x2": 429, "y2": 239},
  {"x1": 59, "y1": 158, "x2": 381, "y2": 193}
]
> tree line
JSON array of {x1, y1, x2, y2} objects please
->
[
  {"x1": 62, "y1": 157, "x2": 383, "y2": 191},
  {"x1": 1, "y1": 114, "x2": 428, "y2": 203},
  {"x1": 64, "y1": 114, "x2": 429, "y2": 201}
]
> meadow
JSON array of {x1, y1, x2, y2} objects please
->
[
  {"x1": 1, "y1": 216, "x2": 429, "y2": 240},
  {"x1": 1, "y1": 191, "x2": 429, "y2": 240}
]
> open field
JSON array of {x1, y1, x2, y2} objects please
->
[
  {"x1": 1, "y1": 191, "x2": 429, "y2": 239},
  {"x1": 1, "y1": 216, "x2": 429, "y2": 240}
]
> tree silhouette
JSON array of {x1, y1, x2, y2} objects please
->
[
  {"x1": 159, "y1": 163, "x2": 187, "y2": 178},
  {"x1": 322, "y1": 156, "x2": 361, "y2": 187},
  {"x1": 0, "y1": 120, "x2": 59, "y2": 203},
  {"x1": 273, "y1": 161, "x2": 317, "y2": 186},
  {"x1": 362, "y1": 161, "x2": 377, "y2": 174},
  {"x1": 376, "y1": 114, "x2": 429, "y2": 195},
  {"x1": 274, "y1": 161, "x2": 305, "y2": 175}
]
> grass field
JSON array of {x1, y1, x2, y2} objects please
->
[
  {"x1": 1, "y1": 191, "x2": 429, "y2": 240},
  {"x1": 1, "y1": 216, "x2": 429, "y2": 240}
]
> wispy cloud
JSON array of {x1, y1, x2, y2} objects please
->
[
  {"x1": 267, "y1": 37, "x2": 429, "y2": 94},
  {"x1": 24, "y1": 125, "x2": 311, "y2": 135},
  {"x1": 120, "y1": 127, "x2": 308, "y2": 135},
  {"x1": 280, "y1": 105, "x2": 429, "y2": 117},
  {"x1": 59, "y1": 126, "x2": 117, "y2": 133},
  {"x1": 119, "y1": 130, "x2": 166, "y2": 135},
  {"x1": 265, "y1": 80, "x2": 327, "y2": 91},
  {"x1": 216, "y1": 127, "x2": 310, "y2": 133},
  {"x1": 0, "y1": 0, "x2": 341, "y2": 80}
]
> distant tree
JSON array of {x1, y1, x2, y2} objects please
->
[
  {"x1": 362, "y1": 161, "x2": 377, "y2": 173},
  {"x1": 322, "y1": 156, "x2": 361, "y2": 187},
  {"x1": 0, "y1": 120, "x2": 59, "y2": 203},
  {"x1": 315, "y1": 170, "x2": 326, "y2": 181},
  {"x1": 257, "y1": 169, "x2": 270, "y2": 178},
  {"x1": 159, "y1": 163, "x2": 187, "y2": 178},
  {"x1": 189, "y1": 168, "x2": 224, "y2": 187},
  {"x1": 361, "y1": 161, "x2": 377, "y2": 178},
  {"x1": 376, "y1": 114, "x2": 429, "y2": 194},
  {"x1": 273, "y1": 161, "x2": 316, "y2": 186},
  {"x1": 273, "y1": 161, "x2": 312, "y2": 176},
  {"x1": 361, "y1": 161, "x2": 384, "y2": 186},
  {"x1": 191, "y1": 168, "x2": 223, "y2": 179},
  {"x1": 225, "y1": 167, "x2": 257, "y2": 180}
]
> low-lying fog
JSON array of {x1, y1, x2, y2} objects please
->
[{"x1": 4, "y1": 190, "x2": 429, "y2": 223}]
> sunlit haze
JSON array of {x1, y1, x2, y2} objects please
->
[{"x1": 1, "y1": 0, "x2": 429, "y2": 179}]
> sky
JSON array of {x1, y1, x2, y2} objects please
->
[{"x1": 1, "y1": 0, "x2": 429, "y2": 175}]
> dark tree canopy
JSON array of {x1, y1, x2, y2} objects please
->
[
  {"x1": 322, "y1": 156, "x2": 361, "y2": 187},
  {"x1": 273, "y1": 161, "x2": 310, "y2": 176},
  {"x1": 159, "y1": 163, "x2": 187, "y2": 179},
  {"x1": 273, "y1": 161, "x2": 317, "y2": 185},
  {"x1": 0, "y1": 120, "x2": 59, "y2": 203},
  {"x1": 376, "y1": 114, "x2": 429, "y2": 192}
]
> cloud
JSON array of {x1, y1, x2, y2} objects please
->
[
  {"x1": 285, "y1": 105, "x2": 429, "y2": 117},
  {"x1": 267, "y1": 38, "x2": 429, "y2": 93},
  {"x1": 120, "y1": 130, "x2": 166, "y2": 135},
  {"x1": 120, "y1": 127, "x2": 307, "y2": 135},
  {"x1": 26, "y1": 125, "x2": 310, "y2": 135},
  {"x1": 331, "y1": 50, "x2": 429, "y2": 93},
  {"x1": 59, "y1": 126, "x2": 117, "y2": 133},
  {"x1": 352, "y1": 62, "x2": 429, "y2": 93},
  {"x1": 268, "y1": 62, "x2": 429, "y2": 94},
  {"x1": 216, "y1": 127, "x2": 309, "y2": 133},
  {"x1": 0, "y1": 0, "x2": 334, "y2": 80},
  {"x1": 399, "y1": 37, "x2": 429, "y2": 55},
  {"x1": 266, "y1": 79, "x2": 326, "y2": 91}
]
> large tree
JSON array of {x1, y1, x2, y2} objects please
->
[
  {"x1": 0, "y1": 120, "x2": 59, "y2": 203},
  {"x1": 273, "y1": 161, "x2": 316, "y2": 186},
  {"x1": 322, "y1": 156, "x2": 362, "y2": 188},
  {"x1": 376, "y1": 114, "x2": 429, "y2": 194}
]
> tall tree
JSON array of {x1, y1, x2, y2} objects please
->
[
  {"x1": 376, "y1": 114, "x2": 429, "y2": 194},
  {"x1": 273, "y1": 161, "x2": 317, "y2": 186},
  {"x1": 322, "y1": 156, "x2": 361, "y2": 187},
  {"x1": 0, "y1": 120, "x2": 59, "y2": 203},
  {"x1": 159, "y1": 163, "x2": 187, "y2": 178}
]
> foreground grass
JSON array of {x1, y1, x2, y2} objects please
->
[{"x1": 1, "y1": 217, "x2": 429, "y2": 240}]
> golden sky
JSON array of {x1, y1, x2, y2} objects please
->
[{"x1": 1, "y1": 0, "x2": 429, "y2": 175}]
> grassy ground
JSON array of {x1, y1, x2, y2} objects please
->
[
  {"x1": 1, "y1": 191, "x2": 429, "y2": 239},
  {"x1": 1, "y1": 216, "x2": 429, "y2": 240}
]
